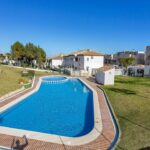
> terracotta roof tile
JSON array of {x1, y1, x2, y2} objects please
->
[
  {"x1": 47, "y1": 55, "x2": 64, "y2": 60},
  {"x1": 66, "y1": 49, "x2": 104, "y2": 57}
]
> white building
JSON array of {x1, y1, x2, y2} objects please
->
[
  {"x1": 63, "y1": 49, "x2": 104, "y2": 75},
  {"x1": 95, "y1": 66, "x2": 115, "y2": 85},
  {"x1": 47, "y1": 55, "x2": 64, "y2": 68},
  {"x1": 105, "y1": 51, "x2": 145, "y2": 65},
  {"x1": 127, "y1": 65, "x2": 144, "y2": 77}
]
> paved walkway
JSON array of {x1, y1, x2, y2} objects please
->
[{"x1": 0, "y1": 77, "x2": 116, "y2": 150}]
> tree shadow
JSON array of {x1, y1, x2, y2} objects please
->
[
  {"x1": 108, "y1": 87, "x2": 136, "y2": 95},
  {"x1": 116, "y1": 80, "x2": 136, "y2": 84},
  {"x1": 116, "y1": 77, "x2": 150, "y2": 87},
  {"x1": 119, "y1": 115, "x2": 150, "y2": 131},
  {"x1": 139, "y1": 147, "x2": 150, "y2": 150}
]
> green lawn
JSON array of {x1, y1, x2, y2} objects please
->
[
  {"x1": 0, "y1": 65, "x2": 59, "y2": 97},
  {"x1": 102, "y1": 76, "x2": 150, "y2": 150}
]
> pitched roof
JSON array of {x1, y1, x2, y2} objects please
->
[
  {"x1": 98, "y1": 65, "x2": 113, "y2": 72},
  {"x1": 66, "y1": 49, "x2": 104, "y2": 57},
  {"x1": 47, "y1": 55, "x2": 64, "y2": 60}
]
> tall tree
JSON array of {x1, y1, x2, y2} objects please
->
[
  {"x1": 119, "y1": 57, "x2": 135, "y2": 74},
  {"x1": 0, "y1": 54, "x2": 5, "y2": 61},
  {"x1": 36, "y1": 46, "x2": 46, "y2": 65},
  {"x1": 25, "y1": 43, "x2": 46, "y2": 65},
  {"x1": 11, "y1": 41, "x2": 25, "y2": 60},
  {"x1": 10, "y1": 41, "x2": 46, "y2": 67},
  {"x1": 25, "y1": 42, "x2": 37, "y2": 61}
]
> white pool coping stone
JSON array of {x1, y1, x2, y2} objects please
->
[{"x1": 0, "y1": 76, "x2": 102, "y2": 146}]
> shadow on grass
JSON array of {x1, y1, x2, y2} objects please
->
[
  {"x1": 119, "y1": 115, "x2": 150, "y2": 131},
  {"x1": 107, "y1": 87, "x2": 150, "y2": 100},
  {"x1": 108, "y1": 87, "x2": 136, "y2": 95},
  {"x1": 116, "y1": 77, "x2": 150, "y2": 87},
  {"x1": 116, "y1": 79, "x2": 137, "y2": 85}
]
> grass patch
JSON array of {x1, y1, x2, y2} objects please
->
[
  {"x1": 102, "y1": 76, "x2": 150, "y2": 150},
  {"x1": 0, "y1": 66, "x2": 29, "y2": 97},
  {"x1": 0, "y1": 65, "x2": 60, "y2": 97}
]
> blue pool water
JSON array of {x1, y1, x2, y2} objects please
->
[{"x1": 0, "y1": 77, "x2": 94, "y2": 137}]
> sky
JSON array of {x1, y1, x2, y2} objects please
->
[{"x1": 0, "y1": 0, "x2": 150, "y2": 56}]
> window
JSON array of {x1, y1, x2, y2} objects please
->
[
  {"x1": 87, "y1": 58, "x2": 89, "y2": 61},
  {"x1": 91, "y1": 56, "x2": 93, "y2": 59},
  {"x1": 75, "y1": 57, "x2": 78, "y2": 62}
]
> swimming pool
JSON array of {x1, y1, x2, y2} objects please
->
[{"x1": 0, "y1": 76, "x2": 102, "y2": 145}]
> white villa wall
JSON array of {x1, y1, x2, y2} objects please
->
[
  {"x1": 63, "y1": 55, "x2": 104, "y2": 75},
  {"x1": 115, "y1": 69, "x2": 124, "y2": 76},
  {"x1": 84, "y1": 56, "x2": 104, "y2": 74},
  {"x1": 74, "y1": 56, "x2": 84, "y2": 70},
  {"x1": 51, "y1": 59, "x2": 63, "y2": 67},
  {"x1": 63, "y1": 56, "x2": 74, "y2": 68}
]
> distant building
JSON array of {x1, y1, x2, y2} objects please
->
[
  {"x1": 104, "y1": 51, "x2": 145, "y2": 65},
  {"x1": 63, "y1": 49, "x2": 104, "y2": 75},
  {"x1": 127, "y1": 65, "x2": 144, "y2": 77},
  {"x1": 135, "y1": 51, "x2": 145, "y2": 65},
  {"x1": 145, "y1": 46, "x2": 150, "y2": 65},
  {"x1": 47, "y1": 55, "x2": 64, "y2": 68},
  {"x1": 104, "y1": 54, "x2": 117, "y2": 64}
]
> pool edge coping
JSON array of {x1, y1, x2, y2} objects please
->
[{"x1": 0, "y1": 75, "x2": 103, "y2": 146}]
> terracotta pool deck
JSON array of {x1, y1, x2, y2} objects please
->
[{"x1": 0, "y1": 77, "x2": 117, "y2": 150}]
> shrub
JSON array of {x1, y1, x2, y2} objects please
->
[
  {"x1": 21, "y1": 70, "x2": 35, "y2": 78},
  {"x1": 18, "y1": 78, "x2": 28, "y2": 84}
]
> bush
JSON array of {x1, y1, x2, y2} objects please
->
[
  {"x1": 24, "y1": 83, "x2": 32, "y2": 89},
  {"x1": 21, "y1": 70, "x2": 35, "y2": 78},
  {"x1": 18, "y1": 78, "x2": 28, "y2": 84}
]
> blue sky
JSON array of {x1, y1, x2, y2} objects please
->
[{"x1": 0, "y1": 0, "x2": 150, "y2": 56}]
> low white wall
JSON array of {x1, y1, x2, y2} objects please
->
[
  {"x1": 115, "y1": 69, "x2": 124, "y2": 76},
  {"x1": 52, "y1": 59, "x2": 63, "y2": 67}
]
